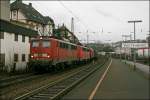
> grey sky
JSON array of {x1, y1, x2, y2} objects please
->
[{"x1": 13, "y1": 0, "x2": 149, "y2": 43}]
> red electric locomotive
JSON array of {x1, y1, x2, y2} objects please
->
[{"x1": 29, "y1": 36, "x2": 94, "y2": 72}]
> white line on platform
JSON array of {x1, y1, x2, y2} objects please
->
[{"x1": 88, "y1": 59, "x2": 112, "y2": 100}]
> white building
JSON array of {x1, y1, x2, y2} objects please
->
[
  {"x1": 114, "y1": 41, "x2": 149, "y2": 57},
  {"x1": 0, "y1": 19, "x2": 38, "y2": 72},
  {"x1": 10, "y1": 0, "x2": 55, "y2": 36},
  {"x1": 122, "y1": 42, "x2": 148, "y2": 49}
]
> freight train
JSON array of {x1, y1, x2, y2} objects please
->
[{"x1": 28, "y1": 36, "x2": 95, "y2": 72}]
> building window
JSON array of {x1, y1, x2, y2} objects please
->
[
  {"x1": 22, "y1": 35, "x2": 25, "y2": 42},
  {"x1": 0, "y1": 53, "x2": 5, "y2": 67},
  {"x1": 0, "y1": 32, "x2": 4, "y2": 39},
  {"x1": 14, "y1": 34, "x2": 18, "y2": 41},
  {"x1": 22, "y1": 54, "x2": 25, "y2": 61},
  {"x1": 28, "y1": 54, "x2": 31, "y2": 60},
  {"x1": 13, "y1": 10, "x2": 17, "y2": 17},
  {"x1": 14, "y1": 54, "x2": 18, "y2": 62}
]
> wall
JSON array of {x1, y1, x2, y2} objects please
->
[
  {"x1": 10, "y1": 8, "x2": 54, "y2": 36},
  {"x1": 10, "y1": 9, "x2": 27, "y2": 23},
  {"x1": 0, "y1": 32, "x2": 30, "y2": 72},
  {"x1": 10, "y1": 6, "x2": 54, "y2": 36},
  {"x1": 18, "y1": 9, "x2": 26, "y2": 23}
]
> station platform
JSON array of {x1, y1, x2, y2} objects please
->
[
  {"x1": 62, "y1": 59, "x2": 149, "y2": 99},
  {"x1": 122, "y1": 60, "x2": 149, "y2": 79}
]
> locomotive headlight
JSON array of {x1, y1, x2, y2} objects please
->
[
  {"x1": 47, "y1": 55, "x2": 50, "y2": 58},
  {"x1": 40, "y1": 37, "x2": 42, "y2": 39},
  {"x1": 31, "y1": 55, "x2": 34, "y2": 58}
]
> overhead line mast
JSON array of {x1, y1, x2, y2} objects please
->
[{"x1": 128, "y1": 20, "x2": 142, "y2": 70}]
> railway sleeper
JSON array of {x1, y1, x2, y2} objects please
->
[
  {"x1": 38, "y1": 93, "x2": 53, "y2": 96},
  {"x1": 32, "y1": 93, "x2": 57, "y2": 98},
  {"x1": 70, "y1": 77, "x2": 80, "y2": 80},
  {"x1": 52, "y1": 85, "x2": 66, "y2": 88},
  {"x1": 28, "y1": 96, "x2": 50, "y2": 100},
  {"x1": 56, "y1": 83, "x2": 72, "y2": 87},
  {"x1": 63, "y1": 80, "x2": 77, "y2": 85},
  {"x1": 47, "y1": 88, "x2": 63, "y2": 93},
  {"x1": 40, "y1": 91, "x2": 60, "y2": 94},
  {"x1": 51, "y1": 87, "x2": 66, "y2": 90},
  {"x1": 64, "y1": 78, "x2": 75, "y2": 81},
  {"x1": 32, "y1": 95, "x2": 50, "y2": 98}
]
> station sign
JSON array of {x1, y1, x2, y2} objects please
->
[{"x1": 122, "y1": 43, "x2": 148, "y2": 48}]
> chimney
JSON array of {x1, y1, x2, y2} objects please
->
[
  {"x1": 16, "y1": 0, "x2": 22, "y2": 3},
  {"x1": 29, "y1": 3, "x2": 32, "y2": 7}
]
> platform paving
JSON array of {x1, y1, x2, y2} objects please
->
[
  {"x1": 123, "y1": 60, "x2": 149, "y2": 74},
  {"x1": 122, "y1": 60, "x2": 150, "y2": 79},
  {"x1": 94, "y1": 59, "x2": 149, "y2": 99},
  {"x1": 62, "y1": 59, "x2": 149, "y2": 100}
]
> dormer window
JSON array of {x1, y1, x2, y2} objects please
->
[{"x1": 13, "y1": 10, "x2": 17, "y2": 17}]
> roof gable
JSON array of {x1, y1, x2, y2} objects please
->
[{"x1": 10, "y1": 0, "x2": 54, "y2": 25}]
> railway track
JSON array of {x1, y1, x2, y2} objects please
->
[
  {"x1": 0, "y1": 73, "x2": 48, "y2": 89},
  {"x1": 15, "y1": 57, "x2": 109, "y2": 100}
]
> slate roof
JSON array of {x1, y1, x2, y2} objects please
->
[
  {"x1": 44, "y1": 16, "x2": 55, "y2": 27},
  {"x1": 10, "y1": 0, "x2": 54, "y2": 25},
  {"x1": 0, "y1": 19, "x2": 38, "y2": 36}
]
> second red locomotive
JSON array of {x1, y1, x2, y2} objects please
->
[{"x1": 29, "y1": 36, "x2": 94, "y2": 72}]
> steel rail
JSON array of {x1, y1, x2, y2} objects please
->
[
  {"x1": 0, "y1": 73, "x2": 33, "y2": 82},
  {"x1": 0, "y1": 73, "x2": 48, "y2": 89},
  {"x1": 15, "y1": 57, "x2": 109, "y2": 100}
]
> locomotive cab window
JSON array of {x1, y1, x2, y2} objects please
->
[
  {"x1": 32, "y1": 41, "x2": 39, "y2": 47},
  {"x1": 42, "y1": 40, "x2": 50, "y2": 48}
]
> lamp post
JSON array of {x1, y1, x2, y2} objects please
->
[{"x1": 128, "y1": 20, "x2": 142, "y2": 70}]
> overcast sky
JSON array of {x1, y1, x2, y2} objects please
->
[{"x1": 12, "y1": 0, "x2": 149, "y2": 43}]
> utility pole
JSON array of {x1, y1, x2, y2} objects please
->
[{"x1": 128, "y1": 20, "x2": 142, "y2": 70}]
